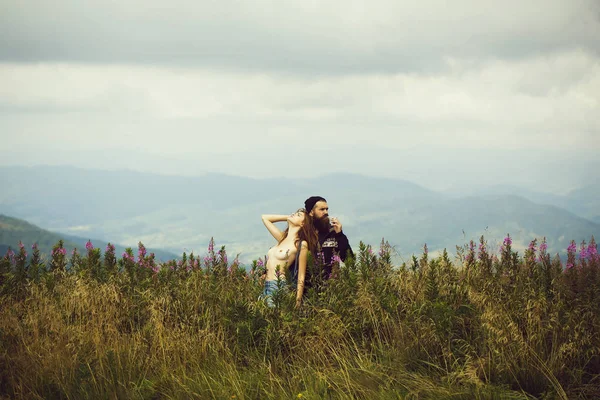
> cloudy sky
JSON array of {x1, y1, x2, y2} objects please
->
[{"x1": 1, "y1": 0, "x2": 599, "y2": 193}]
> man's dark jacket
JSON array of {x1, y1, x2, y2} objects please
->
[
  {"x1": 290, "y1": 229, "x2": 353, "y2": 287},
  {"x1": 318, "y1": 229, "x2": 353, "y2": 279}
]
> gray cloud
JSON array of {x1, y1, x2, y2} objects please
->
[
  {"x1": 1, "y1": 0, "x2": 598, "y2": 194},
  {"x1": 1, "y1": 0, "x2": 598, "y2": 73}
]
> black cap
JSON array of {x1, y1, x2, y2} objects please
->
[{"x1": 304, "y1": 196, "x2": 327, "y2": 213}]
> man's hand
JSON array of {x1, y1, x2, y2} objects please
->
[{"x1": 330, "y1": 217, "x2": 343, "y2": 234}]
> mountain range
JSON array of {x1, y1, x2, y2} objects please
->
[{"x1": 0, "y1": 165, "x2": 598, "y2": 264}]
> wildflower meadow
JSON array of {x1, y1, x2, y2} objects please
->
[{"x1": 0, "y1": 235, "x2": 599, "y2": 399}]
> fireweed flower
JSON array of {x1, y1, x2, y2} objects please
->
[
  {"x1": 566, "y1": 241, "x2": 577, "y2": 269},
  {"x1": 379, "y1": 240, "x2": 392, "y2": 258},
  {"x1": 6, "y1": 248, "x2": 15, "y2": 265},
  {"x1": 17, "y1": 242, "x2": 27, "y2": 259},
  {"x1": 588, "y1": 242, "x2": 598, "y2": 259},
  {"x1": 536, "y1": 239, "x2": 548, "y2": 262},
  {"x1": 138, "y1": 243, "x2": 147, "y2": 263},
  {"x1": 579, "y1": 242, "x2": 589, "y2": 260},
  {"x1": 85, "y1": 240, "x2": 94, "y2": 251},
  {"x1": 257, "y1": 258, "x2": 264, "y2": 268},
  {"x1": 331, "y1": 254, "x2": 342, "y2": 265},
  {"x1": 52, "y1": 248, "x2": 66, "y2": 257},
  {"x1": 478, "y1": 242, "x2": 488, "y2": 261},
  {"x1": 499, "y1": 235, "x2": 511, "y2": 254},
  {"x1": 464, "y1": 240, "x2": 476, "y2": 265},
  {"x1": 122, "y1": 252, "x2": 135, "y2": 263},
  {"x1": 528, "y1": 241, "x2": 537, "y2": 253}
]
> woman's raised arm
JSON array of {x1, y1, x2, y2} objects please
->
[{"x1": 261, "y1": 214, "x2": 288, "y2": 241}]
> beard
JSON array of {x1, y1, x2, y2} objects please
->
[{"x1": 314, "y1": 215, "x2": 331, "y2": 234}]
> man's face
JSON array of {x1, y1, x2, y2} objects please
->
[
  {"x1": 311, "y1": 201, "x2": 329, "y2": 219},
  {"x1": 311, "y1": 201, "x2": 330, "y2": 233}
]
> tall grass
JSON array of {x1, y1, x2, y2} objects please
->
[{"x1": 0, "y1": 236, "x2": 598, "y2": 399}]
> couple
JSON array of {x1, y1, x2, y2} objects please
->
[{"x1": 261, "y1": 196, "x2": 353, "y2": 307}]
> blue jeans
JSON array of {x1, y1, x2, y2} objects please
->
[{"x1": 261, "y1": 279, "x2": 287, "y2": 307}]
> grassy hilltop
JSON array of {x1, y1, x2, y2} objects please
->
[{"x1": 0, "y1": 234, "x2": 599, "y2": 399}]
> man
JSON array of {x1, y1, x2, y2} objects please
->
[{"x1": 304, "y1": 195, "x2": 354, "y2": 282}]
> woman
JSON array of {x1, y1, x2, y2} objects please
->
[{"x1": 261, "y1": 208, "x2": 318, "y2": 307}]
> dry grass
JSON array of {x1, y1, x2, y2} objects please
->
[{"x1": 0, "y1": 237, "x2": 598, "y2": 399}]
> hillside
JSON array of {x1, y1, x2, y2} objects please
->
[
  {"x1": 451, "y1": 183, "x2": 600, "y2": 222},
  {"x1": 0, "y1": 214, "x2": 177, "y2": 261}
]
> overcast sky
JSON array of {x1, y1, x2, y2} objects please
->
[{"x1": 1, "y1": 0, "x2": 599, "y2": 193}]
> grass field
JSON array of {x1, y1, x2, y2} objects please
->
[{"x1": 0, "y1": 236, "x2": 598, "y2": 399}]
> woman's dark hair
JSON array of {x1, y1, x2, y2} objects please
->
[{"x1": 278, "y1": 210, "x2": 318, "y2": 255}]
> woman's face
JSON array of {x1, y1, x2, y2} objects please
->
[{"x1": 287, "y1": 209, "x2": 305, "y2": 226}]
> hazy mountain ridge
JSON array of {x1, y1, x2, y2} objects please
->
[
  {"x1": 447, "y1": 183, "x2": 600, "y2": 221},
  {"x1": 1, "y1": 165, "x2": 598, "y2": 263}
]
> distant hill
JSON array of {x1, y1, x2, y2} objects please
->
[
  {"x1": 564, "y1": 184, "x2": 600, "y2": 221},
  {"x1": 360, "y1": 194, "x2": 599, "y2": 259},
  {"x1": 0, "y1": 214, "x2": 178, "y2": 261},
  {"x1": 1, "y1": 165, "x2": 598, "y2": 263},
  {"x1": 450, "y1": 183, "x2": 600, "y2": 222}
]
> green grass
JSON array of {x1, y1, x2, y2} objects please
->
[{"x1": 0, "y1": 236, "x2": 598, "y2": 399}]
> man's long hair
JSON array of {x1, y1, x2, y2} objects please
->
[{"x1": 278, "y1": 213, "x2": 319, "y2": 256}]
